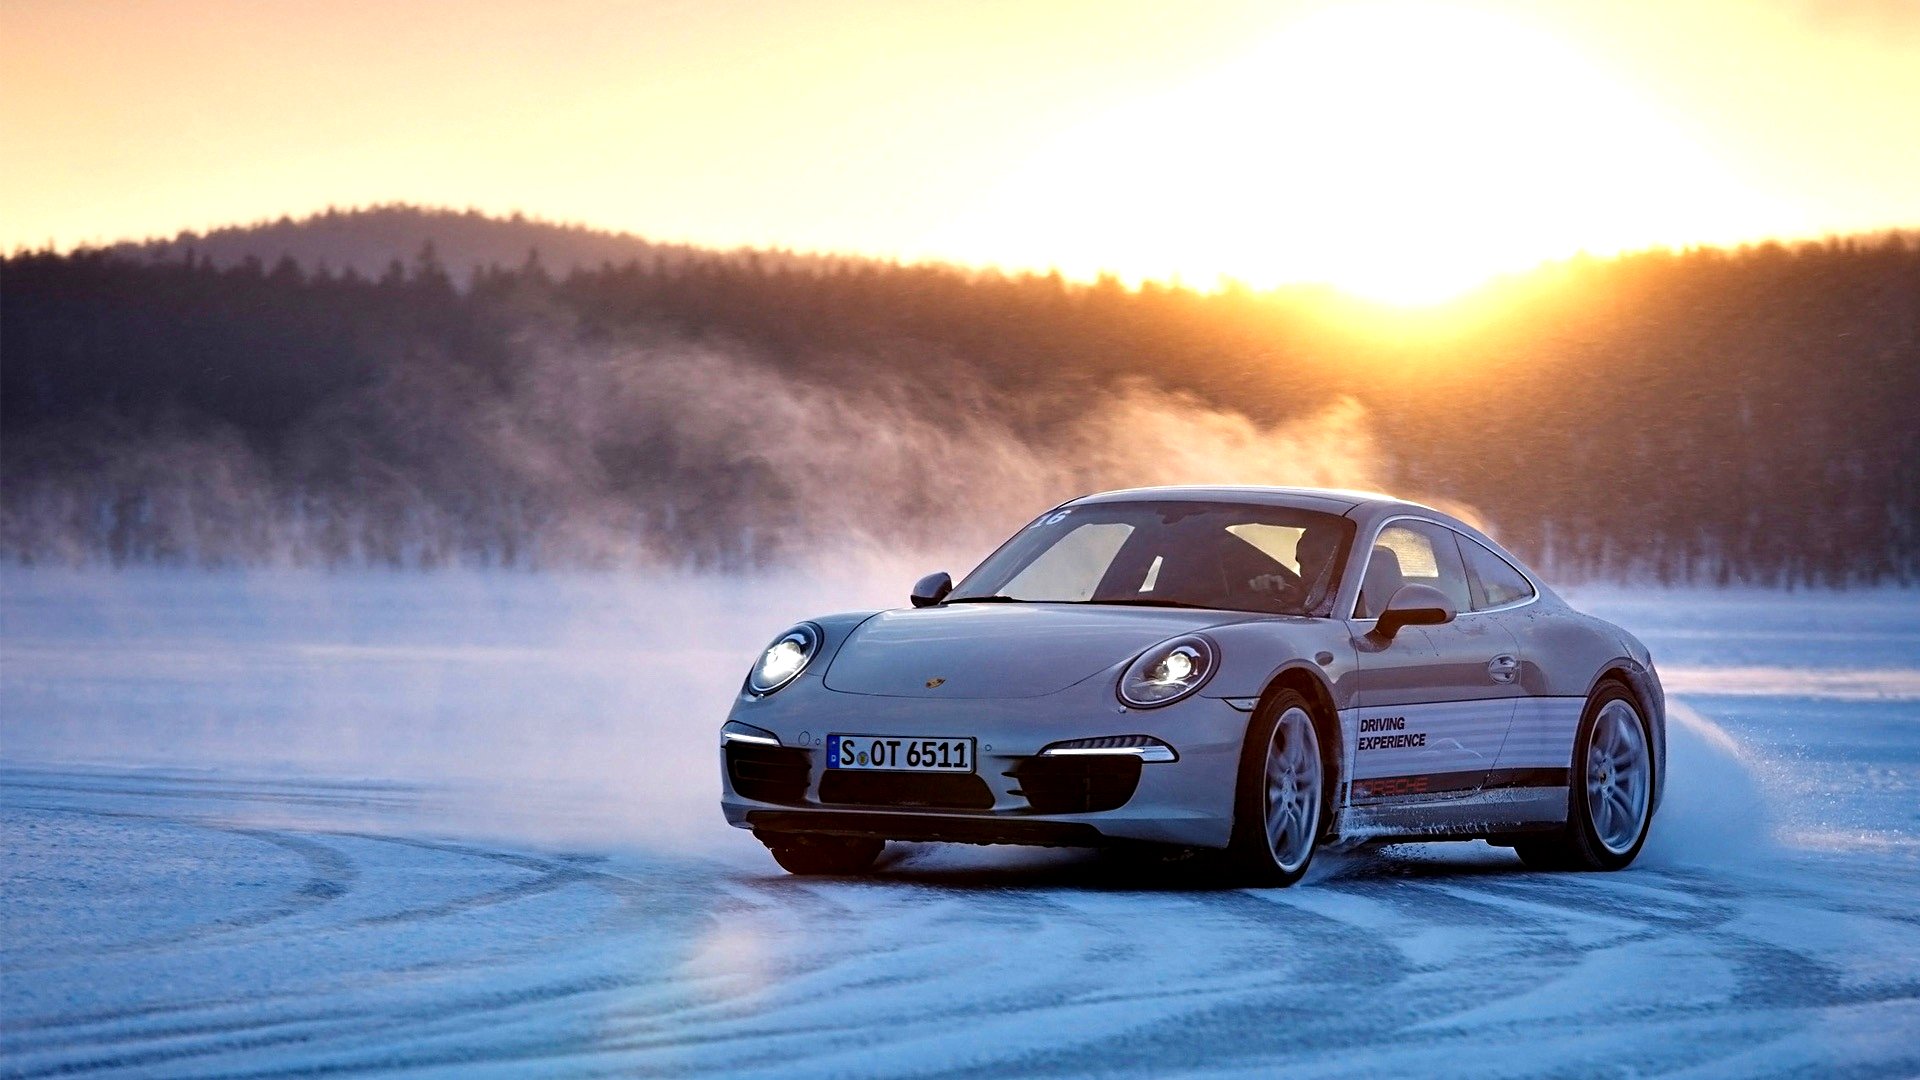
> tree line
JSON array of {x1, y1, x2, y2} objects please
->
[{"x1": 4, "y1": 213, "x2": 1916, "y2": 585}]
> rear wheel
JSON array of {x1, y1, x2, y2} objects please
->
[
  {"x1": 1516, "y1": 683, "x2": 1654, "y2": 872},
  {"x1": 762, "y1": 833, "x2": 884, "y2": 876},
  {"x1": 1229, "y1": 691, "x2": 1325, "y2": 887}
]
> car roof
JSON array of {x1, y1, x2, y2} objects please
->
[{"x1": 1066, "y1": 485, "x2": 1428, "y2": 516}]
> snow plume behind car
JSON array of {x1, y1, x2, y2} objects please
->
[
  {"x1": 1638, "y1": 701, "x2": 1780, "y2": 869},
  {"x1": 2, "y1": 333, "x2": 1393, "y2": 572}
]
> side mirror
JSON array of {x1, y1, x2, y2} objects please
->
[
  {"x1": 910, "y1": 571, "x2": 953, "y2": 608},
  {"x1": 1372, "y1": 583, "x2": 1455, "y2": 641}
]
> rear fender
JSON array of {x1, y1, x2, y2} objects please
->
[{"x1": 1588, "y1": 659, "x2": 1667, "y2": 813}]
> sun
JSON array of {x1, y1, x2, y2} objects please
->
[{"x1": 930, "y1": 2, "x2": 1793, "y2": 306}]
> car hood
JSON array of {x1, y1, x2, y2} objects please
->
[{"x1": 822, "y1": 603, "x2": 1256, "y2": 699}]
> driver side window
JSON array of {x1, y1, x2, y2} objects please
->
[{"x1": 1356, "y1": 521, "x2": 1471, "y2": 618}]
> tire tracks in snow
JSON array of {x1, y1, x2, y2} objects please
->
[{"x1": 6, "y1": 769, "x2": 1919, "y2": 1077}]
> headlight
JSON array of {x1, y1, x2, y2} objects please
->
[
  {"x1": 1118, "y1": 635, "x2": 1217, "y2": 708},
  {"x1": 746, "y1": 623, "x2": 822, "y2": 695}
]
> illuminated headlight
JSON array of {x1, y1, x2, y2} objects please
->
[
  {"x1": 1118, "y1": 635, "x2": 1216, "y2": 708},
  {"x1": 746, "y1": 623, "x2": 822, "y2": 695},
  {"x1": 1040, "y1": 735, "x2": 1178, "y2": 762}
]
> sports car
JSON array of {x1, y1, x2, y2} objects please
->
[{"x1": 719, "y1": 487, "x2": 1665, "y2": 885}]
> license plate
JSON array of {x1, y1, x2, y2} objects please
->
[{"x1": 827, "y1": 734, "x2": 975, "y2": 773}]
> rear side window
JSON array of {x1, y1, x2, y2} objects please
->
[{"x1": 1461, "y1": 537, "x2": 1536, "y2": 609}]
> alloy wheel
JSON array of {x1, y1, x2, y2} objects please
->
[
  {"x1": 1264, "y1": 706, "x2": 1322, "y2": 873},
  {"x1": 1586, "y1": 699, "x2": 1651, "y2": 855}
]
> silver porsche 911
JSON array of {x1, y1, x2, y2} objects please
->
[{"x1": 719, "y1": 487, "x2": 1665, "y2": 886}]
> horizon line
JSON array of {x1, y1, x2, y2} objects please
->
[{"x1": 12, "y1": 199, "x2": 1920, "y2": 309}]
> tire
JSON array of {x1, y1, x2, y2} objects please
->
[
  {"x1": 762, "y1": 833, "x2": 884, "y2": 876},
  {"x1": 1228, "y1": 690, "x2": 1327, "y2": 887},
  {"x1": 1516, "y1": 681, "x2": 1655, "y2": 872}
]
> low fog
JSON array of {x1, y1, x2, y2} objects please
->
[{"x1": 2, "y1": 331, "x2": 1392, "y2": 572}]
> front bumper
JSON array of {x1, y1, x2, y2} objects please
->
[{"x1": 718, "y1": 673, "x2": 1254, "y2": 848}]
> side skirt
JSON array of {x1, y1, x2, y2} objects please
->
[
  {"x1": 1332, "y1": 785, "x2": 1569, "y2": 844},
  {"x1": 1351, "y1": 767, "x2": 1568, "y2": 803}
]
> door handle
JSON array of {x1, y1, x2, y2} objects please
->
[{"x1": 1487, "y1": 654, "x2": 1519, "y2": 684}]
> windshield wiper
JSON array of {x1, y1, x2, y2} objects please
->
[
  {"x1": 945, "y1": 595, "x2": 1223, "y2": 611},
  {"x1": 1077, "y1": 598, "x2": 1219, "y2": 610}
]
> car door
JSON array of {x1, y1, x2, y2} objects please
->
[
  {"x1": 1345, "y1": 519, "x2": 1524, "y2": 801},
  {"x1": 1455, "y1": 533, "x2": 1582, "y2": 789}
]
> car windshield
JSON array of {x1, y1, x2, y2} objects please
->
[{"x1": 949, "y1": 501, "x2": 1355, "y2": 616}]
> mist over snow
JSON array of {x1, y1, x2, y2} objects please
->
[
  {"x1": 2, "y1": 328, "x2": 1388, "y2": 574},
  {"x1": 0, "y1": 566, "x2": 898, "y2": 853}
]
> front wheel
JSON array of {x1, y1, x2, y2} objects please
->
[
  {"x1": 762, "y1": 834, "x2": 884, "y2": 876},
  {"x1": 1516, "y1": 683, "x2": 1654, "y2": 872},
  {"x1": 1229, "y1": 692, "x2": 1325, "y2": 887}
]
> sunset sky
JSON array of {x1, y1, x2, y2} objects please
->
[{"x1": 4, "y1": 0, "x2": 1917, "y2": 302}]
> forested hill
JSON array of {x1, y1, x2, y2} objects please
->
[
  {"x1": 99, "y1": 205, "x2": 845, "y2": 283},
  {"x1": 4, "y1": 217, "x2": 1917, "y2": 585}
]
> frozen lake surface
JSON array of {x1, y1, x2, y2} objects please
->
[{"x1": 3, "y1": 571, "x2": 1917, "y2": 1077}]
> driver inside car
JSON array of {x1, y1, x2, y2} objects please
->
[{"x1": 1246, "y1": 523, "x2": 1343, "y2": 610}]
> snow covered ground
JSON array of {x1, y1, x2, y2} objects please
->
[{"x1": 3, "y1": 570, "x2": 1917, "y2": 1077}]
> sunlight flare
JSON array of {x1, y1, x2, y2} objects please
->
[{"x1": 935, "y1": 2, "x2": 1801, "y2": 304}]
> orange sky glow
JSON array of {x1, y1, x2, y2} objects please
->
[{"x1": 4, "y1": 0, "x2": 1917, "y2": 303}]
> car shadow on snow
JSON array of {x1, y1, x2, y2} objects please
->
[{"x1": 741, "y1": 839, "x2": 1538, "y2": 894}]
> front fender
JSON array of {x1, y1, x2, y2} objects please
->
[{"x1": 1198, "y1": 618, "x2": 1357, "y2": 708}]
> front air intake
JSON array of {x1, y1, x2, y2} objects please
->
[
  {"x1": 726, "y1": 743, "x2": 811, "y2": 805},
  {"x1": 1008, "y1": 755, "x2": 1143, "y2": 814},
  {"x1": 818, "y1": 770, "x2": 995, "y2": 810}
]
